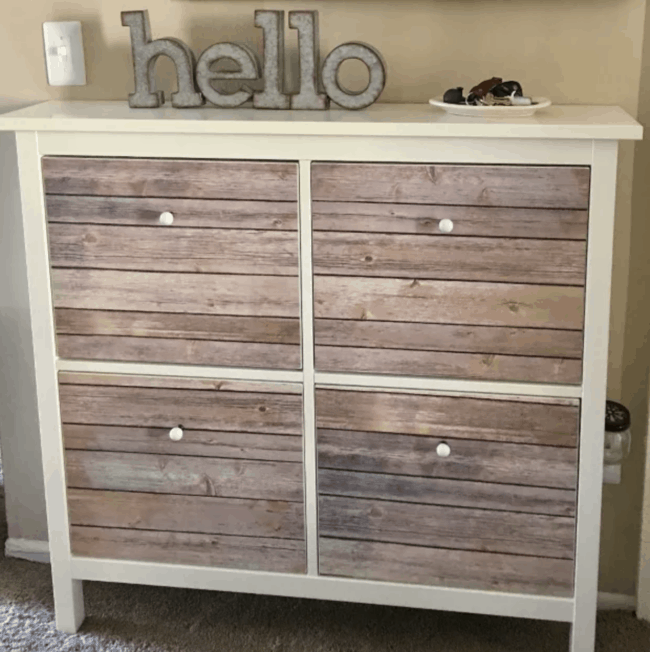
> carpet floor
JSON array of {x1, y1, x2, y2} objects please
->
[{"x1": 0, "y1": 458, "x2": 649, "y2": 651}]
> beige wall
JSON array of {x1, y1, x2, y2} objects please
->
[
  {"x1": 1, "y1": 0, "x2": 649, "y2": 595},
  {"x1": 632, "y1": 0, "x2": 650, "y2": 617}
]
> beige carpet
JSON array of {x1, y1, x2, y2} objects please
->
[{"x1": 0, "y1": 466, "x2": 649, "y2": 650}]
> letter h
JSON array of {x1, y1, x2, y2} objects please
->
[{"x1": 121, "y1": 10, "x2": 204, "y2": 108}]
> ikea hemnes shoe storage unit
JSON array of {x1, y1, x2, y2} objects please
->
[{"x1": 0, "y1": 101, "x2": 642, "y2": 651}]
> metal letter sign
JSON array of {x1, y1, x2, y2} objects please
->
[
  {"x1": 196, "y1": 43, "x2": 260, "y2": 108},
  {"x1": 289, "y1": 11, "x2": 328, "y2": 110},
  {"x1": 121, "y1": 10, "x2": 203, "y2": 108},
  {"x1": 254, "y1": 10, "x2": 290, "y2": 109},
  {"x1": 122, "y1": 10, "x2": 387, "y2": 110},
  {"x1": 321, "y1": 42, "x2": 386, "y2": 110}
]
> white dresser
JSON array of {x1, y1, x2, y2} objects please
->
[{"x1": 0, "y1": 101, "x2": 642, "y2": 651}]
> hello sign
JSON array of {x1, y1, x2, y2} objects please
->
[{"x1": 121, "y1": 10, "x2": 387, "y2": 110}]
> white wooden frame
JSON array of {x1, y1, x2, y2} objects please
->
[{"x1": 12, "y1": 123, "x2": 624, "y2": 651}]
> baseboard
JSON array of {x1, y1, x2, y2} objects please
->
[
  {"x1": 0, "y1": 538, "x2": 642, "y2": 612},
  {"x1": 597, "y1": 592, "x2": 636, "y2": 611},
  {"x1": 4, "y1": 537, "x2": 50, "y2": 564}
]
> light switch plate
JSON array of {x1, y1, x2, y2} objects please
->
[{"x1": 43, "y1": 21, "x2": 86, "y2": 86}]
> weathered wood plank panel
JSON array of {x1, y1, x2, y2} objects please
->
[
  {"x1": 56, "y1": 310, "x2": 301, "y2": 344},
  {"x1": 318, "y1": 468, "x2": 576, "y2": 517},
  {"x1": 315, "y1": 390, "x2": 579, "y2": 447},
  {"x1": 319, "y1": 495, "x2": 574, "y2": 558},
  {"x1": 315, "y1": 346, "x2": 582, "y2": 384},
  {"x1": 43, "y1": 157, "x2": 298, "y2": 201},
  {"x1": 49, "y1": 224, "x2": 299, "y2": 276},
  {"x1": 68, "y1": 489, "x2": 304, "y2": 539},
  {"x1": 312, "y1": 232, "x2": 586, "y2": 285},
  {"x1": 313, "y1": 277, "x2": 584, "y2": 329},
  {"x1": 58, "y1": 372, "x2": 302, "y2": 394},
  {"x1": 314, "y1": 319, "x2": 583, "y2": 358},
  {"x1": 63, "y1": 425, "x2": 303, "y2": 459},
  {"x1": 319, "y1": 538, "x2": 574, "y2": 596},
  {"x1": 312, "y1": 201, "x2": 588, "y2": 240},
  {"x1": 66, "y1": 450, "x2": 303, "y2": 501},
  {"x1": 58, "y1": 335, "x2": 301, "y2": 369},
  {"x1": 59, "y1": 384, "x2": 303, "y2": 435},
  {"x1": 311, "y1": 163, "x2": 590, "y2": 209},
  {"x1": 71, "y1": 526, "x2": 306, "y2": 573},
  {"x1": 52, "y1": 269, "x2": 300, "y2": 318},
  {"x1": 318, "y1": 429, "x2": 578, "y2": 488},
  {"x1": 316, "y1": 385, "x2": 579, "y2": 407},
  {"x1": 46, "y1": 195, "x2": 298, "y2": 231}
]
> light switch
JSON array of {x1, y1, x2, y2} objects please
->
[{"x1": 43, "y1": 21, "x2": 86, "y2": 86}]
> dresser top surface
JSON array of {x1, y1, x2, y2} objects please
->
[{"x1": 0, "y1": 101, "x2": 642, "y2": 140}]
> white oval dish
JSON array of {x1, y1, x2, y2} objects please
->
[{"x1": 429, "y1": 97, "x2": 551, "y2": 118}]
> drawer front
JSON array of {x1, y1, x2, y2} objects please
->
[
  {"x1": 316, "y1": 388, "x2": 578, "y2": 596},
  {"x1": 43, "y1": 157, "x2": 298, "y2": 201},
  {"x1": 311, "y1": 162, "x2": 590, "y2": 209},
  {"x1": 62, "y1": 373, "x2": 306, "y2": 574},
  {"x1": 44, "y1": 157, "x2": 300, "y2": 370},
  {"x1": 312, "y1": 162, "x2": 588, "y2": 384}
]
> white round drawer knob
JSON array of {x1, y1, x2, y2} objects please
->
[
  {"x1": 436, "y1": 442, "x2": 451, "y2": 458},
  {"x1": 169, "y1": 426, "x2": 184, "y2": 441},
  {"x1": 159, "y1": 211, "x2": 174, "y2": 226},
  {"x1": 438, "y1": 218, "x2": 454, "y2": 233}
]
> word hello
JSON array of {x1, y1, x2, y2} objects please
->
[{"x1": 121, "y1": 10, "x2": 387, "y2": 110}]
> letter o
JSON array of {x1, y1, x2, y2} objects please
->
[{"x1": 321, "y1": 42, "x2": 386, "y2": 110}]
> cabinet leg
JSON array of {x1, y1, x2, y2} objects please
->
[
  {"x1": 569, "y1": 611, "x2": 596, "y2": 652},
  {"x1": 52, "y1": 575, "x2": 85, "y2": 633}
]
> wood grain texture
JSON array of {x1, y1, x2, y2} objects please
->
[
  {"x1": 312, "y1": 232, "x2": 586, "y2": 285},
  {"x1": 52, "y1": 269, "x2": 300, "y2": 318},
  {"x1": 70, "y1": 526, "x2": 306, "y2": 573},
  {"x1": 316, "y1": 386, "x2": 578, "y2": 407},
  {"x1": 312, "y1": 201, "x2": 588, "y2": 240},
  {"x1": 315, "y1": 390, "x2": 579, "y2": 447},
  {"x1": 317, "y1": 429, "x2": 578, "y2": 489},
  {"x1": 63, "y1": 424, "x2": 303, "y2": 460},
  {"x1": 57, "y1": 335, "x2": 301, "y2": 369},
  {"x1": 68, "y1": 489, "x2": 304, "y2": 539},
  {"x1": 314, "y1": 319, "x2": 583, "y2": 358},
  {"x1": 49, "y1": 224, "x2": 299, "y2": 276},
  {"x1": 56, "y1": 310, "x2": 301, "y2": 344},
  {"x1": 59, "y1": 372, "x2": 302, "y2": 394},
  {"x1": 318, "y1": 469, "x2": 576, "y2": 517},
  {"x1": 311, "y1": 163, "x2": 590, "y2": 209},
  {"x1": 315, "y1": 346, "x2": 582, "y2": 384},
  {"x1": 60, "y1": 384, "x2": 303, "y2": 435},
  {"x1": 43, "y1": 157, "x2": 298, "y2": 201},
  {"x1": 319, "y1": 538, "x2": 574, "y2": 596},
  {"x1": 319, "y1": 495, "x2": 574, "y2": 558},
  {"x1": 313, "y1": 276, "x2": 584, "y2": 329},
  {"x1": 46, "y1": 195, "x2": 298, "y2": 230},
  {"x1": 66, "y1": 450, "x2": 303, "y2": 501}
]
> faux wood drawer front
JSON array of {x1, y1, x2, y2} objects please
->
[
  {"x1": 42, "y1": 157, "x2": 298, "y2": 201},
  {"x1": 316, "y1": 388, "x2": 579, "y2": 447},
  {"x1": 44, "y1": 157, "x2": 300, "y2": 370},
  {"x1": 62, "y1": 373, "x2": 305, "y2": 573},
  {"x1": 312, "y1": 162, "x2": 587, "y2": 384},
  {"x1": 311, "y1": 163, "x2": 590, "y2": 209},
  {"x1": 312, "y1": 202, "x2": 589, "y2": 239},
  {"x1": 316, "y1": 388, "x2": 578, "y2": 596},
  {"x1": 313, "y1": 231, "x2": 586, "y2": 285}
]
